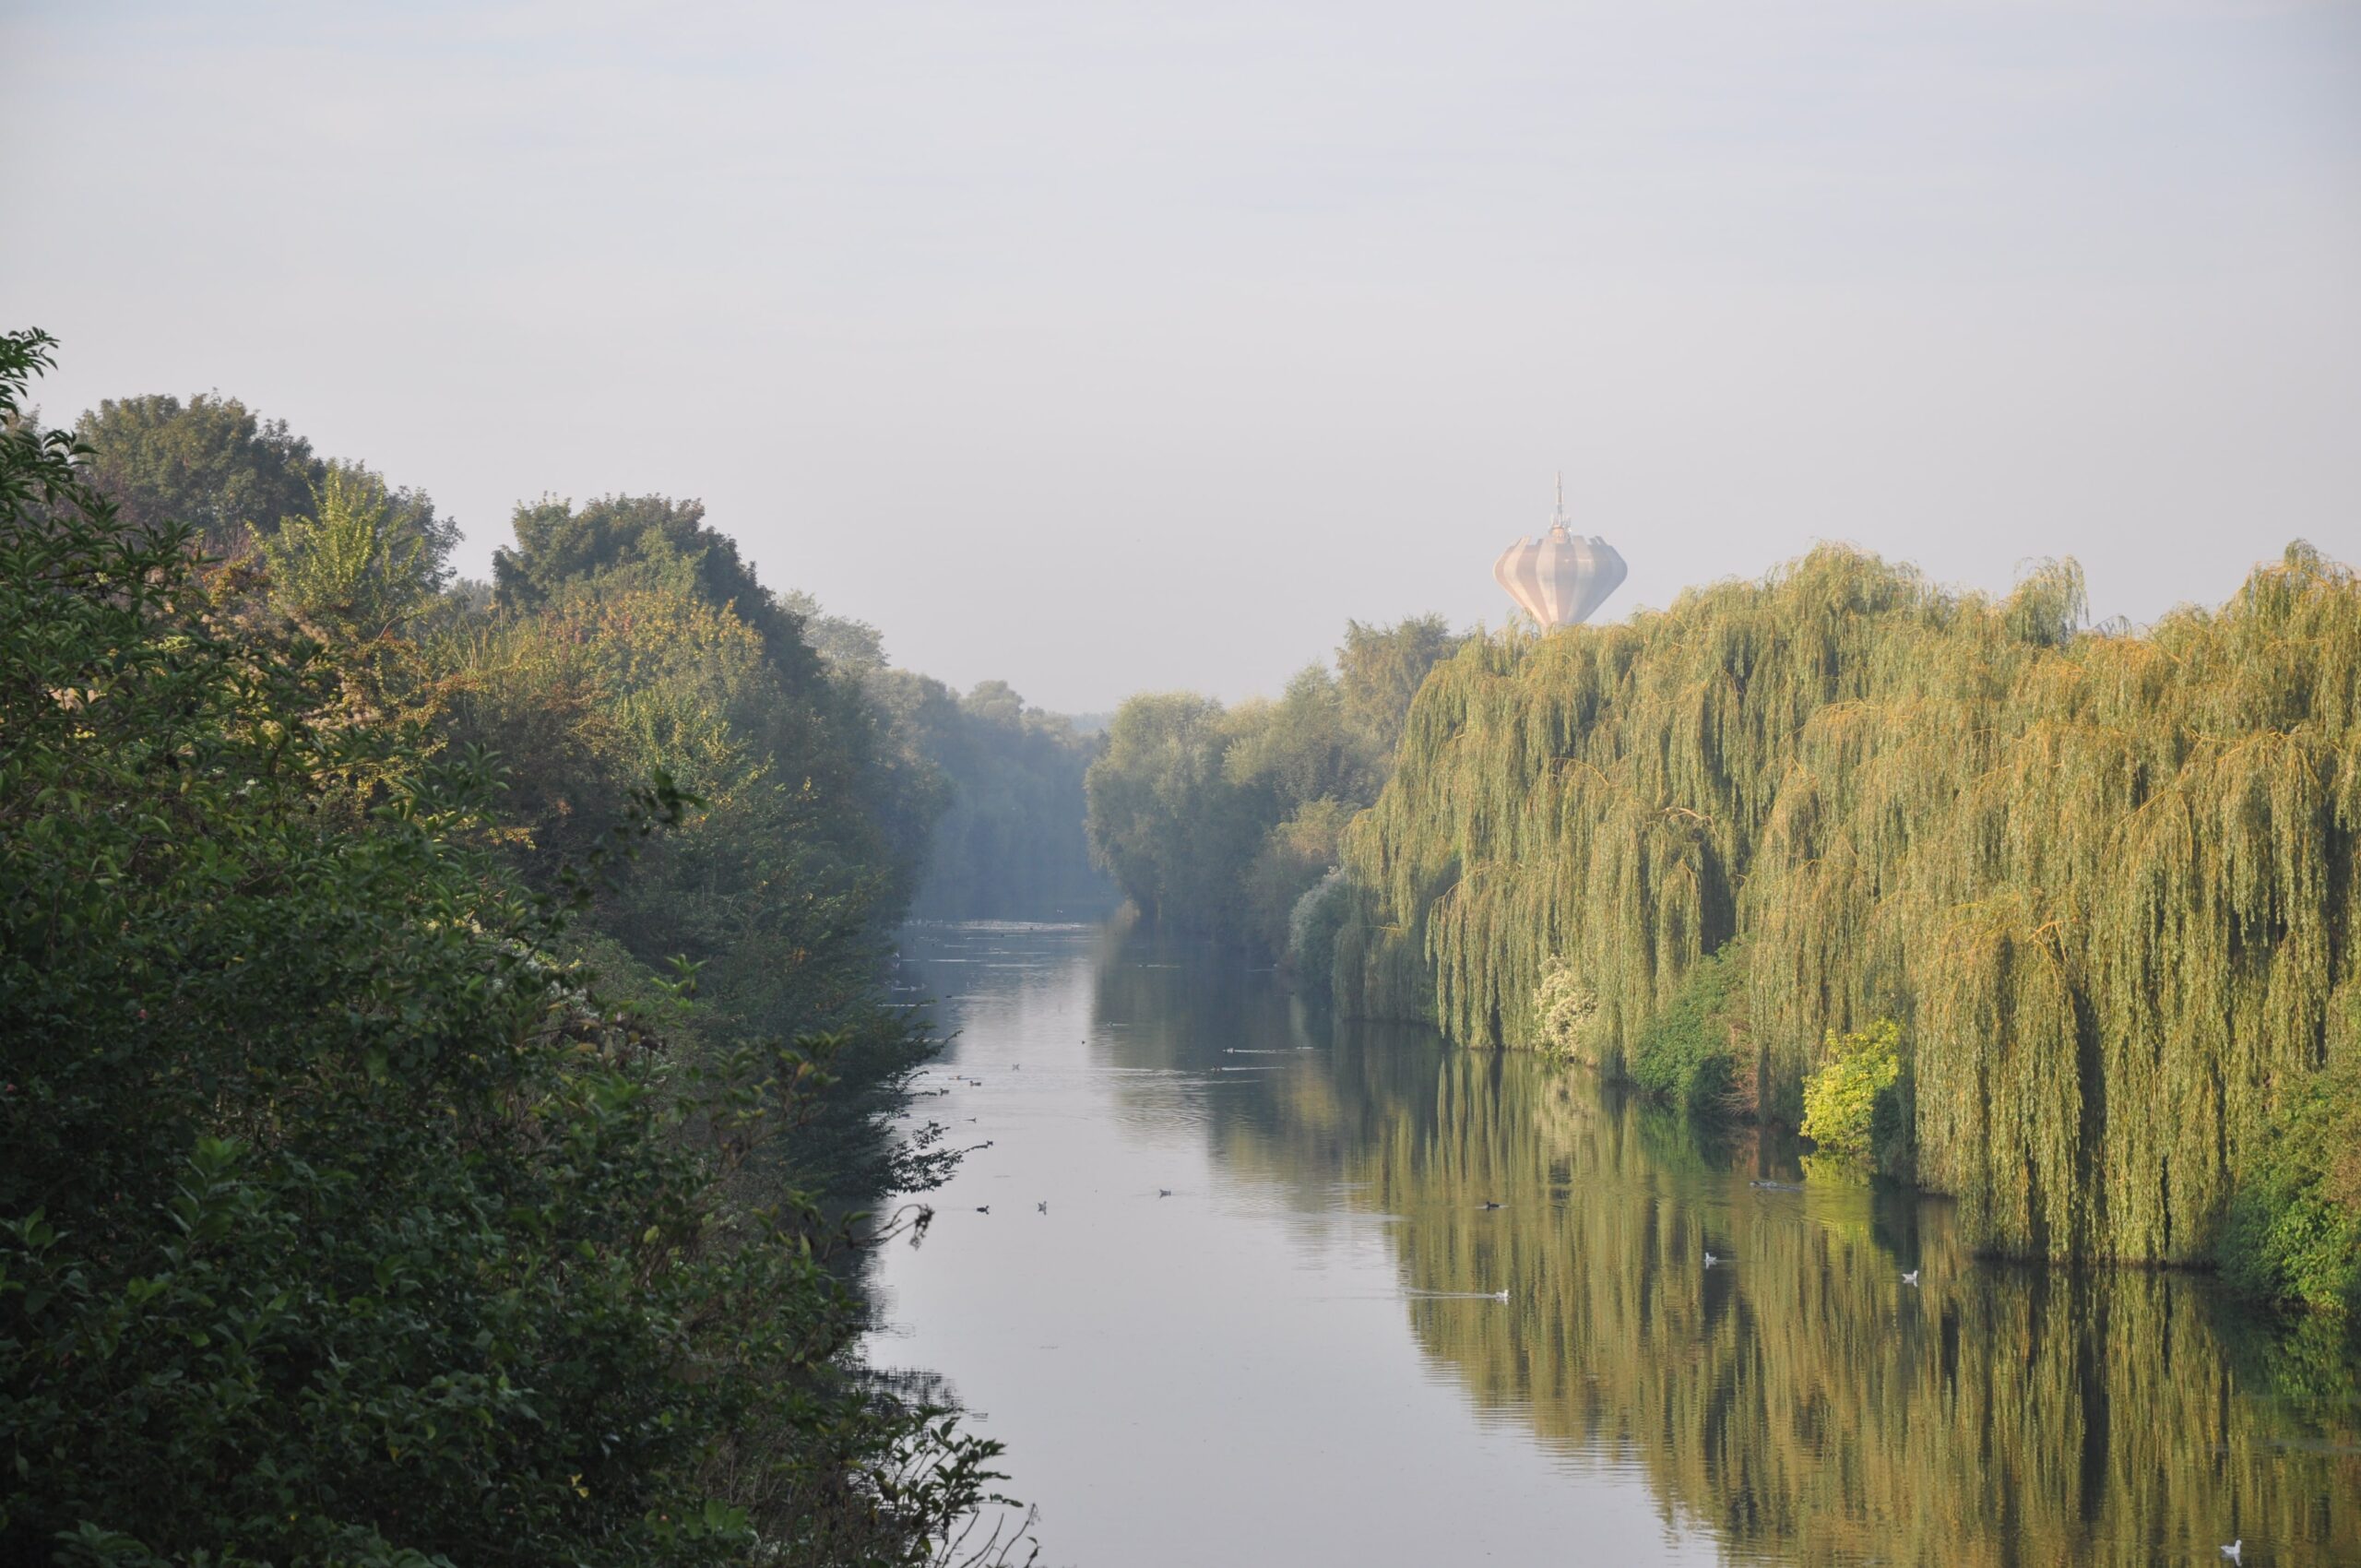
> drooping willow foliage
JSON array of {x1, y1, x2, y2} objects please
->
[{"x1": 1332, "y1": 543, "x2": 2361, "y2": 1265}]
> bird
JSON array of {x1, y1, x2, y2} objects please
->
[
  {"x1": 1036, "y1": 1201, "x2": 1048, "y2": 1214},
  {"x1": 1157, "y1": 1188, "x2": 1172, "y2": 1197},
  {"x1": 1491, "y1": 1289, "x2": 1509, "y2": 1302},
  {"x1": 1012, "y1": 1063, "x2": 1021, "y2": 1070},
  {"x1": 1902, "y1": 1270, "x2": 1920, "y2": 1287},
  {"x1": 1479, "y1": 1200, "x2": 1503, "y2": 1211},
  {"x1": 2221, "y1": 1541, "x2": 2241, "y2": 1562},
  {"x1": 975, "y1": 1206, "x2": 991, "y2": 1215},
  {"x1": 1704, "y1": 1252, "x2": 1720, "y2": 1267}
]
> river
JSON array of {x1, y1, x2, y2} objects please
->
[{"x1": 868, "y1": 919, "x2": 2361, "y2": 1567}]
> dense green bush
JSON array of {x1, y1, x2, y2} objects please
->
[
  {"x1": 2218, "y1": 1051, "x2": 2361, "y2": 1315},
  {"x1": 1627, "y1": 943, "x2": 1750, "y2": 1116}
]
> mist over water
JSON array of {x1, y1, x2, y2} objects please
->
[{"x1": 872, "y1": 921, "x2": 2361, "y2": 1567}]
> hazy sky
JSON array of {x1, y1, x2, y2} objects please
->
[{"x1": 7, "y1": 1, "x2": 2358, "y2": 712}]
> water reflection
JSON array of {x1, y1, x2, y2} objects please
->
[{"x1": 885, "y1": 921, "x2": 2360, "y2": 1566}]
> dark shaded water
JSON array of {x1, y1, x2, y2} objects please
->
[{"x1": 869, "y1": 920, "x2": 2361, "y2": 1566}]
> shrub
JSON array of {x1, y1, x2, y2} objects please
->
[
  {"x1": 1247, "y1": 799, "x2": 1358, "y2": 960},
  {"x1": 1286, "y1": 867, "x2": 1350, "y2": 1000},
  {"x1": 2218, "y1": 1051, "x2": 2361, "y2": 1315},
  {"x1": 1800, "y1": 1019, "x2": 1907, "y2": 1170},
  {"x1": 1534, "y1": 958, "x2": 1603, "y2": 1063},
  {"x1": 1629, "y1": 942, "x2": 1752, "y2": 1117}
]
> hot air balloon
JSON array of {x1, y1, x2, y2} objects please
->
[{"x1": 1493, "y1": 478, "x2": 1626, "y2": 628}]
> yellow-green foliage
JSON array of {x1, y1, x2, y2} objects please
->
[
  {"x1": 1335, "y1": 542, "x2": 2361, "y2": 1265},
  {"x1": 1799, "y1": 1019, "x2": 1902, "y2": 1165},
  {"x1": 1532, "y1": 957, "x2": 1602, "y2": 1063}
]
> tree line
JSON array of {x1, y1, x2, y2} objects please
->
[
  {"x1": 786, "y1": 599, "x2": 1111, "y2": 922},
  {"x1": 1080, "y1": 614, "x2": 1461, "y2": 965},
  {"x1": 1322, "y1": 543, "x2": 2361, "y2": 1313},
  {"x1": 0, "y1": 333, "x2": 1040, "y2": 1565}
]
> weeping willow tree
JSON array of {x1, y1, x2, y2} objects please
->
[{"x1": 1333, "y1": 542, "x2": 2361, "y2": 1269}]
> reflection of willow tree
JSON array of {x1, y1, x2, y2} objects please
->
[{"x1": 1101, "y1": 943, "x2": 2361, "y2": 1566}]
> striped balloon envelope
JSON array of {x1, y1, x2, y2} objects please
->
[{"x1": 1493, "y1": 481, "x2": 1627, "y2": 628}]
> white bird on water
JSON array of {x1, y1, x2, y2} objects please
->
[
  {"x1": 1902, "y1": 1270, "x2": 1920, "y2": 1287},
  {"x1": 2222, "y1": 1540, "x2": 2242, "y2": 1562},
  {"x1": 1491, "y1": 1289, "x2": 1509, "y2": 1302},
  {"x1": 1703, "y1": 1252, "x2": 1719, "y2": 1268}
]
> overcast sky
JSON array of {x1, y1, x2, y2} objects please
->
[{"x1": 7, "y1": 1, "x2": 2358, "y2": 711}]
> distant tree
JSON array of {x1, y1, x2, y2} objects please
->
[
  {"x1": 1337, "y1": 613, "x2": 1461, "y2": 754},
  {"x1": 778, "y1": 588, "x2": 890, "y2": 674},
  {"x1": 495, "y1": 494, "x2": 814, "y2": 671},
  {"x1": 782, "y1": 590, "x2": 1109, "y2": 920},
  {"x1": 1086, "y1": 693, "x2": 1267, "y2": 933},
  {"x1": 962, "y1": 678, "x2": 1025, "y2": 730},
  {"x1": 75, "y1": 391, "x2": 320, "y2": 556},
  {"x1": 909, "y1": 679, "x2": 1108, "y2": 919},
  {"x1": 73, "y1": 392, "x2": 456, "y2": 575},
  {"x1": 1088, "y1": 624, "x2": 1462, "y2": 950},
  {"x1": 1223, "y1": 665, "x2": 1380, "y2": 808}
]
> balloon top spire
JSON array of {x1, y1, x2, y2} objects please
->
[{"x1": 1552, "y1": 471, "x2": 1570, "y2": 530}]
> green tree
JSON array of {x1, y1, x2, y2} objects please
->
[
  {"x1": 74, "y1": 391, "x2": 455, "y2": 573},
  {"x1": 495, "y1": 494, "x2": 814, "y2": 673},
  {"x1": 74, "y1": 390, "x2": 320, "y2": 556},
  {"x1": 1088, "y1": 618, "x2": 1462, "y2": 954},
  {"x1": 481, "y1": 497, "x2": 942, "y2": 940},
  {"x1": 1224, "y1": 665, "x2": 1379, "y2": 809},
  {"x1": 2220, "y1": 1040, "x2": 2361, "y2": 1313},
  {"x1": 260, "y1": 462, "x2": 441, "y2": 635},
  {"x1": 1336, "y1": 612, "x2": 1461, "y2": 754},
  {"x1": 1086, "y1": 693, "x2": 1267, "y2": 935}
]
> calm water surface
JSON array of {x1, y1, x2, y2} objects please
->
[{"x1": 867, "y1": 921, "x2": 2361, "y2": 1567}]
